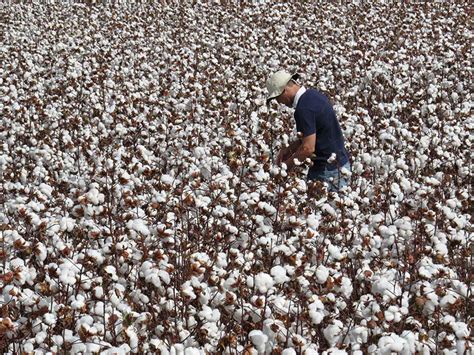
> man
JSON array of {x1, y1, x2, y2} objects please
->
[{"x1": 266, "y1": 70, "x2": 350, "y2": 190}]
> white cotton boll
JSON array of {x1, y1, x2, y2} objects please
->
[
  {"x1": 288, "y1": 155, "x2": 302, "y2": 170},
  {"x1": 258, "y1": 202, "x2": 277, "y2": 216},
  {"x1": 270, "y1": 166, "x2": 280, "y2": 176},
  {"x1": 126, "y1": 327, "x2": 139, "y2": 352},
  {"x1": 418, "y1": 264, "x2": 434, "y2": 279},
  {"x1": 316, "y1": 265, "x2": 329, "y2": 284},
  {"x1": 298, "y1": 276, "x2": 310, "y2": 289},
  {"x1": 370, "y1": 213, "x2": 384, "y2": 226},
  {"x1": 379, "y1": 225, "x2": 397, "y2": 238},
  {"x1": 340, "y1": 166, "x2": 351, "y2": 177},
  {"x1": 198, "y1": 305, "x2": 220, "y2": 322},
  {"x1": 239, "y1": 193, "x2": 250, "y2": 202},
  {"x1": 94, "y1": 302, "x2": 105, "y2": 316},
  {"x1": 270, "y1": 265, "x2": 289, "y2": 284},
  {"x1": 102, "y1": 345, "x2": 131, "y2": 355},
  {"x1": 378, "y1": 334, "x2": 406, "y2": 354},
  {"x1": 446, "y1": 199, "x2": 458, "y2": 209},
  {"x1": 104, "y1": 265, "x2": 116, "y2": 275},
  {"x1": 153, "y1": 191, "x2": 168, "y2": 203},
  {"x1": 335, "y1": 277, "x2": 353, "y2": 298},
  {"x1": 86, "y1": 188, "x2": 104, "y2": 205},
  {"x1": 171, "y1": 344, "x2": 184, "y2": 355},
  {"x1": 35, "y1": 330, "x2": 47, "y2": 344},
  {"x1": 308, "y1": 298, "x2": 325, "y2": 325},
  {"x1": 309, "y1": 310, "x2": 324, "y2": 325},
  {"x1": 394, "y1": 218, "x2": 412, "y2": 232},
  {"x1": 87, "y1": 343, "x2": 102, "y2": 353},
  {"x1": 60, "y1": 217, "x2": 75, "y2": 232},
  {"x1": 196, "y1": 195, "x2": 211, "y2": 208},
  {"x1": 226, "y1": 224, "x2": 238, "y2": 234},
  {"x1": 440, "y1": 293, "x2": 457, "y2": 308},
  {"x1": 282, "y1": 349, "x2": 297, "y2": 355},
  {"x1": 456, "y1": 340, "x2": 468, "y2": 354},
  {"x1": 152, "y1": 343, "x2": 169, "y2": 355},
  {"x1": 451, "y1": 280, "x2": 468, "y2": 298},
  {"x1": 323, "y1": 321, "x2": 343, "y2": 347},
  {"x1": 194, "y1": 147, "x2": 207, "y2": 159},
  {"x1": 39, "y1": 183, "x2": 53, "y2": 198},
  {"x1": 181, "y1": 286, "x2": 196, "y2": 300},
  {"x1": 78, "y1": 314, "x2": 94, "y2": 326},
  {"x1": 254, "y1": 272, "x2": 274, "y2": 293},
  {"x1": 224, "y1": 275, "x2": 238, "y2": 291},
  {"x1": 58, "y1": 263, "x2": 77, "y2": 285},
  {"x1": 249, "y1": 329, "x2": 268, "y2": 349},
  {"x1": 425, "y1": 176, "x2": 441, "y2": 186},
  {"x1": 322, "y1": 203, "x2": 336, "y2": 217},
  {"x1": 19, "y1": 288, "x2": 38, "y2": 306},
  {"x1": 256, "y1": 224, "x2": 272, "y2": 236},
  {"x1": 451, "y1": 322, "x2": 469, "y2": 339},
  {"x1": 63, "y1": 329, "x2": 76, "y2": 343},
  {"x1": 184, "y1": 348, "x2": 204, "y2": 355},
  {"x1": 399, "y1": 178, "x2": 411, "y2": 191},
  {"x1": 399, "y1": 330, "x2": 417, "y2": 354},
  {"x1": 29, "y1": 212, "x2": 41, "y2": 227},
  {"x1": 158, "y1": 270, "x2": 171, "y2": 285},
  {"x1": 70, "y1": 295, "x2": 86, "y2": 310},
  {"x1": 384, "y1": 310, "x2": 395, "y2": 322},
  {"x1": 161, "y1": 174, "x2": 174, "y2": 185},
  {"x1": 371, "y1": 278, "x2": 392, "y2": 297},
  {"x1": 323, "y1": 349, "x2": 348, "y2": 355},
  {"x1": 201, "y1": 322, "x2": 219, "y2": 341},
  {"x1": 350, "y1": 326, "x2": 369, "y2": 346},
  {"x1": 23, "y1": 342, "x2": 34, "y2": 353},
  {"x1": 433, "y1": 242, "x2": 448, "y2": 256},
  {"x1": 94, "y1": 286, "x2": 104, "y2": 299},
  {"x1": 306, "y1": 214, "x2": 320, "y2": 229},
  {"x1": 87, "y1": 249, "x2": 104, "y2": 264},
  {"x1": 327, "y1": 153, "x2": 337, "y2": 163},
  {"x1": 34, "y1": 242, "x2": 47, "y2": 261},
  {"x1": 255, "y1": 168, "x2": 269, "y2": 181},
  {"x1": 424, "y1": 292, "x2": 439, "y2": 314},
  {"x1": 44, "y1": 313, "x2": 56, "y2": 325},
  {"x1": 3, "y1": 285, "x2": 18, "y2": 303},
  {"x1": 352, "y1": 161, "x2": 364, "y2": 174},
  {"x1": 328, "y1": 244, "x2": 344, "y2": 261},
  {"x1": 442, "y1": 206, "x2": 456, "y2": 220},
  {"x1": 52, "y1": 335, "x2": 63, "y2": 347},
  {"x1": 452, "y1": 216, "x2": 466, "y2": 229},
  {"x1": 361, "y1": 153, "x2": 372, "y2": 164},
  {"x1": 126, "y1": 219, "x2": 150, "y2": 236}
]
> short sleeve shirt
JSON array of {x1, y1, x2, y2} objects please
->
[{"x1": 294, "y1": 88, "x2": 349, "y2": 171}]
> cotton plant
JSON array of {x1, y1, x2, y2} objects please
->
[{"x1": 0, "y1": 2, "x2": 471, "y2": 354}]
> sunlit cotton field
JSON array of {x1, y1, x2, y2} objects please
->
[{"x1": 0, "y1": 2, "x2": 472, "y2": 354}]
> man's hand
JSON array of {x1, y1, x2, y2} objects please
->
[
  {"x1": 275, "y1": 147, "x2": 289, "y2": 165},
  {"x1": 283, "y1": 134, "x2": 316, "y2": 171}
]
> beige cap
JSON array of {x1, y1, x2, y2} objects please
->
[{"x1": 266, "y1": 70, "x2": 300, "y2": 104}]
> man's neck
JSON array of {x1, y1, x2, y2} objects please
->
[{"x1": 292, "y1": 86, "x2": 307, "y2": 108}]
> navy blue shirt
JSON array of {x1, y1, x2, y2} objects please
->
[{"x1": 294, "y1": 89, "x2": 349, "y2": 172}]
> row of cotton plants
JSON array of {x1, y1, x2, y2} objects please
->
[{"x1": 0, "y1": 2, "x2": 471, "y2": 354}]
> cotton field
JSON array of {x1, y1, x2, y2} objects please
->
[{"x1": 0, "y1": 2, "x2": 472, "y2": 354}]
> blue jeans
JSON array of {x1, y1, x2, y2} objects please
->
[{"x1": 307, "y1": 162, "x2": 351, "y2": 191}]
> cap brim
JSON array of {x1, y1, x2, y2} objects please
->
[{"x1": 266, "y1": 93, "x2": 280, "y2": 104}]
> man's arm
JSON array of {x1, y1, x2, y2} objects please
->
[
  {"x1": 275, "y1": 139, "x2": 302, "y2": 165},
  {"x1": 282, "y1": 134, "x2": 316, "y2": 170}
]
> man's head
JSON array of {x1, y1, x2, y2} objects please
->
[{"x1": 266, "y1": 70, "x2": 300, "y2": 107}]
